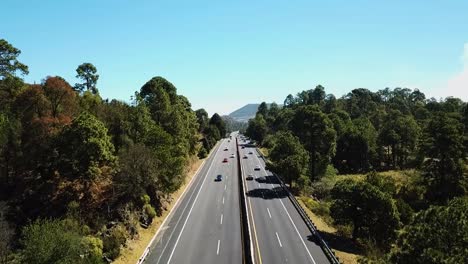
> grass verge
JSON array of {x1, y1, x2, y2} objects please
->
[{"x1": 297, "y1": 198, "x2": 363, "y2": 264}]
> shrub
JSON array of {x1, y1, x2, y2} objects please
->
[
  {"x1": 103, "y1": 225, "x2": 127, "y2": 260},
  {"x1": 198, "y1": 147, "x2": 208, "y2": 159},
  {"x1": 143, "y1": 204, "x2": 157, "y2": 220}
]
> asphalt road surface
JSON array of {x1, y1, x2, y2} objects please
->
[
  {"x1": 239, "y1": 138, "x2": 331, "y2": 264},
  {"x1": 144, "y1": 133, "x2": 242, "y2": 264}
]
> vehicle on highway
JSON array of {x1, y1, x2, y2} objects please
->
[
  {"x1": 246, "y1": 174, "x2": 254, "y2": 180},
  {"x1": 241, "y1": 146, "x2": 245, "y2": 149},
  {"x1": 243, "y1": 155, "x2": 248, "y2": 159},
  {"x1": 223, "y1": 158, "x2": 228, "y2": 163},
  {"x1": 230, "y1": 154, "x2": 235, "y2": 158},
  {"x1": 224, "y1": 147, "x2": 228, "y2": 151},
  {"x1": 249, "y1": 151, "x2": 253, "y2": 154},
  {"x1": 215, "y1": 174, "x2": 223, "y2": 181},
  {"x1": 254, "y1": 165, "x2": 261, "y2": 171}
]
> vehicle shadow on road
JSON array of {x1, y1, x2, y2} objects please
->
[
  {"x1": 307, "y1": 231, "x2": 363, "y2": 255},
  {"x1": 246, "y1": 187, "x2": 288, "y2": 199}
]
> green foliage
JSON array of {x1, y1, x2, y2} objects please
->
[
  {"x1": 390, "y1": 197, "x2": 468, "y2": 264},
  {"x1": 197, "y1": 146, "x2": 208, "y2": 159},
  {"x1": 246, "y1": 114, "x2": 268, "y2": 143},
  {"x1": 421, "y1": 112, "x2": 467, "y2": 203},
  {"x1": 0, "y1": 39, "x2": 29, "y2": 79},
  {"x1": 290, "y1": 105, "x2": 336, "y2": 180},
  {"x1": 80, "y1": 236, "x2": 104, "y2": 263},
  {"x1": 209, "y1": 113, "x2": 227, "y2": 138},
  {"x1": 310, "y1": 166, "x2": 338, "y2": 199},
  {"x1": 103, "y1": 225, "x2": 127, "y2": 260},
  {"x1": 267, "y1": 131, "x2": 309, "y2": 186},
  {"x1": 115, "y1": 144, "x2": 158, "y2": 202},
  {"x1": 143, "y1": 204, "x2": 157, "y2": 220},
  {"x1": 57, "y1": 112, "x2": 116, "y2": 179},
  {"x1": 19, "y1": 219, "x2": 103, "y2": 264},
  {"x1": 330, "y1": 179, "x2": 400, "y2": 250},
  {"x1": 75, "y1": 63, "x2": 99, "y2": 94}
]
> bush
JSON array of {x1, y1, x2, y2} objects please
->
[
  {"x1": 140, "y1": 194, "x2": 150, "y2": 205},
  {"x1": 143, "y1": 204, "x2": 157, "y2": 220},
  {"x1": 198, "y1": 147, "x2": 208, "y2": 159},
  {"x1": 103, "y1": 225, "x2": 127, "y2": 260},
  {"x1": 81, "y1": 236, "x2": 103, "y2": 262},
  {"x1": 297, "y1": 175, "x2": 312, "y2": 195}
]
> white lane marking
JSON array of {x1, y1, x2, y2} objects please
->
[
  {"x1": 276, "y1": 232, "x2": 283, "y2": 248},
  {"x1": 254, "y1": 151, "x2": 317, "y2": 264},
  {"x1": 222, "y1": 196, "x2": 225, "y2": 204},
  {"x1": 267, "y1": 208, "x2": 272, "y2": 219},
  {"x1": 220, "y1": 214, "x2": 223, "y2": 225},
  {"x1": 224, "y1": 184, "x2": 226, "y2": 190},
  {"x1": 166, "y1": 141, "x2": 223, "y2": 264},
  {"x1": 155, "y1": 142, "x2": 218, "y2": 264},
  {"x1": 217, "y1": 240, "x2": 221, "y2": 255}
]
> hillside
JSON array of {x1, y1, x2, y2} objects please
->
[{"x1": 228, "y1": 104, "x2": 259, "y2": 122}]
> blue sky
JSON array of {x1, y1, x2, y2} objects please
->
[{"x1": 2, "y1": 0, "x2": 468, "y2": 115}]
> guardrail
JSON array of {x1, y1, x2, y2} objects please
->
[{"x1": 256, "y1": 149, "x2": 341, "y2": 264}]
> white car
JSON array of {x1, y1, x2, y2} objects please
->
[{"x1": 230, "y1": 154, "x2": 235, "y2": 158}]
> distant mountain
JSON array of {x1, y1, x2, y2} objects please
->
[
  {"x1": 228, "y1": 104, "x2": 260, "y2": 122},
  {"x1": 228, "y1": 103, "x2": 282, "y2": 122}
]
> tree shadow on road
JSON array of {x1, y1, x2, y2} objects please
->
[
  {"x1": 255, "y1": 175, "x2": 280, "y2": 184},
  {"x1": 246, "y1": 187, "x2": 288, "y2": 200}
]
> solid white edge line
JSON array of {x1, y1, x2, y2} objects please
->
[
  {"x1": 267, "y1": 208, "x2": 272, "y2": 219},
  {"x1": 254, "y1": 151, "x2": 317, "y2": 264},
  {"x1": 166, "y1": 140, "x2": 223, "y2": 264},
  {"x1": 276, "y1": 232, "x2": 283, "y2": 247},
  {"x1": 217, "y1": 239, "x2": 221, "y2": 255},
  {"x1": 220, "y1": 214, "x2": 223, "y2": 225},
  {"x1": 136, "y1": 142, "x2": 218, "y2": 264}
]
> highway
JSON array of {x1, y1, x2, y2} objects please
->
[
  {"x1": 144, "y1": 133, "x2": 242, "y2": 264},
  {"x1": 239, "y1": 138, "x2": 331, "y2": 264}
]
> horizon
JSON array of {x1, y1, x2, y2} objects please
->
[{"x1": 3, "y1": 0, "x2": 468, "y2": 116}]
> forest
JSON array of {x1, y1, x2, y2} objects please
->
[
  {"x1": 246, "y1": 86, "x2": 468, "y2": 263},
  {"x1": 0, "y1": 39, "x2": 226, "y2": 263}
]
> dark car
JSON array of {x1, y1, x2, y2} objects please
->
[
  {"x1": 215, "y1": 174, "x2": 223, "y2": 181},
  {"x1": 246, "y1": 174, "x2": 254, "y2": 181},
  {"x1": 254, "y1": 165, "x2": 261, "y2": 171},
  {"x1": 223, "y1": 158, "x2": 228, "y2": 163}
]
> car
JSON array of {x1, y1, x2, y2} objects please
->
[
  {"x1": 215, "y1": 174, "x2": 223, "y2": 181},
  {"x1": 241, "y1": 146, "x2": 245, "y2": 149},
  {"x1": 246, "y1": 174, "x2": 254, "y2": 180},
  {"x1": 243, "y1": 155, "x2": 248, "y2": 159},
  {"x1": 230, "y1": 154, "x2": 235, "y2": 158},
  {"x1": 254, "y1": 165, "x2": 261, "y2": 171},
  {"x1": 249, "y1": 151, "x2": 253, "y2": 154},
  {"x1": 224, "y1": 147, "x2": 228, "y2": 151},
  {"x1": 223, "y1": 158, "x2": 228, "y2": 163}
]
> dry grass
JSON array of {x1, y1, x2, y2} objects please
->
[
  {"x1": 298, "y1": 198, "x2": 362, "y2": 264},
  {"x1": 113, "y1": 157, "x2": 206, "y2": 264},
  {"x1": 336, "y1": 169, "x2": 416, "y2": 185}
]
